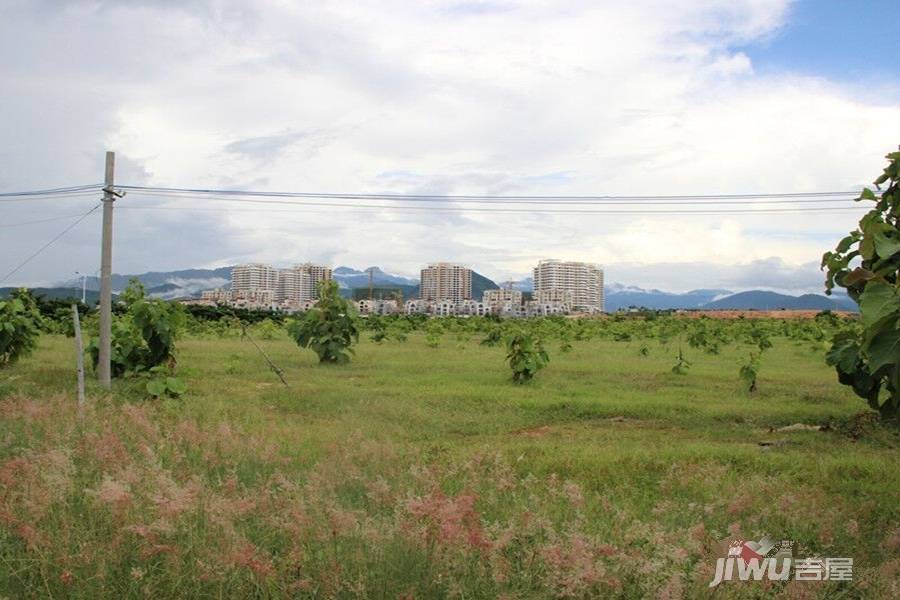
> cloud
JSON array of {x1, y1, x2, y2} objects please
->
[
  {"x1": 0, "y1": 0, "x2": 898, "y2": 292},
  {"x1": 224, "y1": 131, "x2": 309, "y2": 163}
]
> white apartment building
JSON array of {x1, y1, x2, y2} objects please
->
[
  {"x1": 232, "y1": 289, "x2": 275, "y2": 310},
  {"x1": 534, "y1": 288, "x2": 575, "y2": 305},
  {"x1": 525, "y1": 300, "x2": 570, "y2": 317},
  {"x1": 483, "y1": 288, "x2": 523, "y2": 306},
  {"x1": 405, "y1": 299, "x2": 431, "y2": 315},
  {"x1": 357, "y1": 299, "x2": 399, "y2": 315},
  {"x1": 459, "y1": 300, "x2": 491, "y2": 316},
  {"x1": 200, "y1": 289, "x2": 232, "y2": 304},
  {"x1": 420, "y1": 263, "x2": 472, "y2": 302},
  {"x1": 231, "y1": 264, "x2": 279, "y2": 294},
  {"x1": 532, "y1": 259, "x2": 604, "y2": 313}
]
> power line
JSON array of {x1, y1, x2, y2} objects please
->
[
  {"x1": 0, "y1": 191, "x2": 103, "y2": 204},
  {"x1": 0, "y1": 203, "x2": 101, "y2": 284},
  {"x1": 0, "y1": 212, "x2": 103, "y2": 228},
  {"x1": 0, "y1": 184, "x2": 102, "y2": 197},
  {"x1": 117, "y1": 201, "x2": 867, "y2": 216},
  {"x1": 118, "y1": 184, "x2": 862, "y2": 202},
  {"x1": 125, "y1": 189, "x2": 859, "y2": 207}
]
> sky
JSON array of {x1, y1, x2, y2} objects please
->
[{"x1": 1, "y1": 0, "x2": 899, "y2": 293}]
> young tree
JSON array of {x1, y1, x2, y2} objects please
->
[
  {"x1": 822, "y1": 148, "x2": 900, "y2": 418},
  {"x1": 506, "y1": 332, "x2": 549, "y2": 384},
  {"x1": 288, "y1": 280, "x2": 359, "y2": 364}
]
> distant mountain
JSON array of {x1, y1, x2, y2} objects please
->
[
  {"x1": 43, "y1": 265, "x2": 852, "y2": 311},
  {"x1": 505, "y1": 277, "x2": 533, "y2": 292},
  {"x1": 332, "y1": 266, "x2": 418, "y2": 290},
  {"x1": 0, "y1": 287, "x2": 103, "y2": 303},
  {"x1": 605, "y1": 284, "x2": 731, "y2": 311},
  {"x1": 473, "y1": 271, "x2": 500, "y2": 300},
  {"x1": 60, "y1": 267, "x2": 231, "y2": 298},
  {"x1": 701, "y1": 291, "x2": 844, "y2": 311}
]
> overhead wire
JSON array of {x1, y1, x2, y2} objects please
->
[
  {"x1": 116, "y1": 184, "x2": 862, "y2": 202},
  {"x1": 114, "y1": 190, "x2": 868, "y2": 215},
  {"x1": 0, "y1": 212, "x2": 105, "y2": 228},
  {"x1": 0, "y1": 203, "x2": 102, "y2": 284},
  {"x1": 0, "y1": 184, "x2": 103, "y2": 197}
]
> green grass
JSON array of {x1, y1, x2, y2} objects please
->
[{"x1": 0, "y1": 332, "x2": 897, "y2": 598}]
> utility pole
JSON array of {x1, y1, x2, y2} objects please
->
[
  {"x1": 75, "y1": 271, "x2": 86, "y2": 304},
  {"x1": 97, "y1": 151, "x2": 115, "y2": 389},
  {"x1": 367, "y1": 267, "x2": 374, "y2": 301}
]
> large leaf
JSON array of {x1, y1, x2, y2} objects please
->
[
  {"x1": 866, "y1": 322, "x2": 900, "y2": 373},
  {"x1": 858, "y1": 281, "x2": 900, "y2": 329},
  {"x1": 873, "y1": 231, "x2": 900, "y2": 260}
]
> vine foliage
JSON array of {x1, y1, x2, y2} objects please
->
[{"x1": 822, "y1": 148, "x2": 900, "y2": 418}]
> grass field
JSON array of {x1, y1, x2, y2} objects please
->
[{"x1": 0, "y1": 331, "x2": 898, "y2": 598}]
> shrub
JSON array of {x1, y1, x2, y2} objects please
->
[
  {"x1": 739, "y1": 351, "x2": 761, "y2": 393},
  {"x1": 145, "y1": 366, "x2": 187, "y2": 399},
  {"x1": 287, "y1": 280, "x2": 359, "y2": 364},
  {"x1": 0, "y1": 289, "x2": 43, "y2": 367},
  {"x1": 86, "y1": 279, "x2": 185, "y2": 376},
  {"x1": 671, "y1": 347, "x2": 691, "y2": 375},
  {"x1": 506, "y1": 332, "x2": 549, "y2": 384}
]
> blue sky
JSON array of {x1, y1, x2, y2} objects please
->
[{"x1": 741, "y1": 0, "x2": 900, "y2": 82}]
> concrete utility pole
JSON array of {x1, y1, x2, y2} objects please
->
[{"x1": 97, "y1": 151, "x2": 115, "y2": 389}]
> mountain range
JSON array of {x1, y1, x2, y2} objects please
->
[{"x1": 2, "y1": 265, "x2": 851, "y2": 312}]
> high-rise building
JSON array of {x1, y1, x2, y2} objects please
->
[
  {"x1": 419, "y1": 263, "x2": 472, "y2": 302},
  {"x1": 232, "y1": 262, "x2": 331, "y2": 303},
  {"x1": 293, "y1": 263, "x2": 332, "y2": 299},
  {"x1": 532, "y1": 259, "x2": 604, "y2": 313},
  {"x1": 231, "y1": 264, "x2": 279, "y2": 294},
  {"x1": 276, "y1": 268, "x2": 309, "y2": 302}
]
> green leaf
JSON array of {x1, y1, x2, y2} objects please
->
[
  {"x1": 166, "y1": 377, "x2": 187, "y2": 395},
  {"x1": 146, "y1": 379, "x2": 166, "y2": 397},
  {"x1": 858, "y1": 281, "x2": 900, "y2": 329},
  {"x1": 873, "y1": 231, "x2": 900, "y2": 260},
  {"x1": 866, "y1": 324, "x2": 900, "y2": 374}
]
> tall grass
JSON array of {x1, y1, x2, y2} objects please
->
[{"x1": 0, "y1": 333, "x2": 897, "y2": 598}]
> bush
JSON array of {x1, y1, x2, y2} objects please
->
[
  {"x1": 287, "y1": 280, "x2": 359, "y2": 364},
  {"x1": 0, "y1": 289, "x2": 43, "y2": 367},
  {"x1": 506, "y1": 332, "x2": 549, "y2": 384},
  {"x1": 86, "y1": 279, "x2": 185, "y2": 376}
]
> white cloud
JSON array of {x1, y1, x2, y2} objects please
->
[{"x1": 1, "y1": 0, "x2": 897, "y2": 292}]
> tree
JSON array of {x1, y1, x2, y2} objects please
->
[
  {"x1": 0, "y1": 289, "x2": 43, "y2": 367},
  {"x1": 287, "y1": 280, "x2": 359, "y2": 364},
  {"x1": 822, "y1": 148, "x2": 900, "y2": 418}
]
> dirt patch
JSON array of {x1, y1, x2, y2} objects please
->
[{"x1": 513, "y1": 425, "x2": 552, "y2": 438}]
